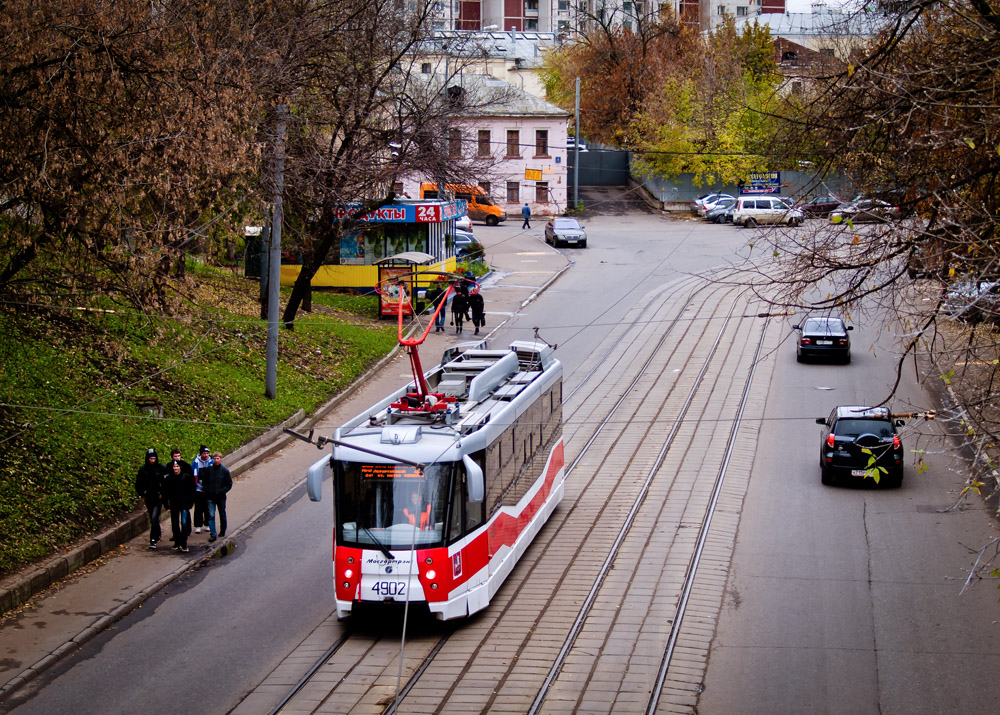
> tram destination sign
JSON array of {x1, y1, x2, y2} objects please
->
[
  {"x1": 739, "y1": 171, "x2": 781, "y2": 195},
  {"x1": 360, "y1": 464, "x2": 423, "y2": 479}
]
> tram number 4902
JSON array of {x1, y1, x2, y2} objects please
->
[{"x1": 373, "y1": 581, "x2": 406, "y2": 598}]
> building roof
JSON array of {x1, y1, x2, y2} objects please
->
[
  {"x1": 733, "y1": 10, "x2": 885, "y2": 37},
  {"x1": 429, "y1": 31, "x2": 560, "y2": 69},
  {"x1": 431, "y1": 73, "x2": 570, "y2": 119}
]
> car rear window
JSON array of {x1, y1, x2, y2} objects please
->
[
  {"x1": 802, "y1": 318, "x2": 843, "y2": 334},
  {"x1": 834, "y1": 419, "x2": 893, "y2": 438}
]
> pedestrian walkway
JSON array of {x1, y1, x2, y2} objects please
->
[{"x1": 0, "y1": 227, "x2": 570, "y2": 702}]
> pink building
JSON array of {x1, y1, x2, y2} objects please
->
[{"x1": 405, "y1": 75, "x2": 571, "y2": 218}]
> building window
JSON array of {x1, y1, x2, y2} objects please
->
[
  {"x1": 736, "y1": 6, "x2": 747, "y2": 15},
  {"x1": 718, "y1": 5, "x2": 726, "y2": 14},
  {"x1": 506, "y1": 181, "x2": 520, "y2": 203},
  {"x1": 421, "y1": 62, "x2": 432, "y2": 74},
  {"x1": 506, "y1": 130, "x2": 521, "y2": 158},
  {"x1": 558, "y1": 0, "x2": 569, "y2": 8},
  {"x1": 479, "y1": 181, "x2": 491, "y2": 196},
  {"x1": 526, "y1": 19, "x2": 538, "y2": 29},
  {"x1": 449, "y1": 129, "x2": 462, "y2": 158},
  {"x1": 393, "y1": 182, "x2": 404, "y2": 196},
  {"x1": 478, "y1": 129, "x2": 491, "y2": 157},
  {"x1": 558, "y1": 20, "x2": 570, "y2": 31},
  {"x1": 535, "y1": 130, "x2": 549, "y2": 157},
  {"x1": 535, "y1": 181, "x2": 548, "y2": 203},
  {"x1": 526, "y1": 0, "x2": 538, "y2": 9}
]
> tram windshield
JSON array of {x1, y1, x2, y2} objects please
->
[{"x1": 335, "y1": 461, "x2": 454, "y2": 549}]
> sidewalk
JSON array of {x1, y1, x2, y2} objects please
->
[{"x1": 0, "y1": 225, "x2": 570, "y2": 702}]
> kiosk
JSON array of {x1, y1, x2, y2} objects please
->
[{"x1": 278, "y1": 199, "x2": 467, "y2": 292}]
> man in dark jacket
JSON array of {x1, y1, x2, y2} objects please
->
[
  {"x1": 467, "y1": 291, "x2": 485, "y2": 335},
  {"x1": 204, "y1": 451, "x2": 233, "y2": 542},
  {"x1": 425, "y1": 281, "x2": 448, "y2": 332},
  {"x1": 135, "y1": 448, "x2": 165, "y2": 549},
  {"x1": 164, "y1": 460, "x2": 196, "y2": 552}
]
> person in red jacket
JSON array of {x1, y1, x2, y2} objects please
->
[{"x1": 404, "y1": 491, "x2": 432, "y2": 530}]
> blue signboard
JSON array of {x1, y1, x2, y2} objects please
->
[{"x1": 739, "y1": 171, "x2": 781, "y2": 195}]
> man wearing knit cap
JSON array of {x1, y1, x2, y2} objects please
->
[
  {"x1": 135, "y1": 448, "x2": 165, "y2": 549},
  {"x1": 191, "y1": 445, "x2": 214, "y2": 534}
]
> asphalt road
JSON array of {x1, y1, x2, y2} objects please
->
[{"x1": 5, "y1": 210, "x2": 1000, "y2": 713}]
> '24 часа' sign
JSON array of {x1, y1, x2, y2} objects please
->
[{"x1": 739, "y1": 171, "x2": 781, "y2": 195}]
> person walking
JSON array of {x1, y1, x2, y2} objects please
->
[
  {"x1": 169, "y1": 448, "x2": 190, "y2": 476},
  {"x1": 468, "y1": 290, "x2": 486, "y2": 336},
  {"x1": 521, "y1": 202, "x2": 531, "y2": 229},
  {"x1": 135, "y1": 448, "x2": 165, "y2": 549},
  {"x1": 164, "y1": 460, "x2": 195, "y2": 552},
  {"x1": 191, "y1": 445, "x2": 213, "y2": 534},
  {"x1": 426, "y1": 280, "x2": 448, "y2": 333},
  {"x1": 203, "y1": 451, "x2": 233, "y2": 542},
  {"x1": 451, "y1": 287, "x2": 470, "y2": 334}
]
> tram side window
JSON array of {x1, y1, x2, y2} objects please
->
[
  {"x1": 448, "y1": 468, "x2": 463, "y2": 541},
  {"x1": 465, "y1": 451, "x2": 486, "y2": 530}
]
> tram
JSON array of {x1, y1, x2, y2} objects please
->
[{"x1": 302, "y1": 274, "x2": 565, "y2": 620}]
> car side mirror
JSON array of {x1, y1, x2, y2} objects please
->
[
  {"x1": 847, "y1": 326, "x2": 854, "y2": 331},
  {"x1": 895, "y1": 419, "x2": 905, "y2": 427},
  {"x1": 816, "y1": 418, "x2": 827, "y2": 425},
  {"x1": 792, "y1": 324, "x2": 801, "y2": 330}
]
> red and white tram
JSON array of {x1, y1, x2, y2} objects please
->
[{"x1": 304, "y1": 277, "x2": 565, "y2": 620}]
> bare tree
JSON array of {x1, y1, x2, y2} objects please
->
[
  {"x1": 271, "y1": 0, "x2": 511, "y2": 327},
  {"x1": 0, "y1": 0, "x2": 262, "y2": 311},
  {"x1": 744, "y1": 1, "x2": 1000, "y2": 504}
]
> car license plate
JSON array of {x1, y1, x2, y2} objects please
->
[
  {"x1": 850, "y1": 469, "x2": 867, "y2": 477},
  {"x1": 817, "y1": 340, "x2": 833, "y2": 345}
]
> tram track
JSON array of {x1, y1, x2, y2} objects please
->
[{"x1": 260, "y1": 275, "x2": 775, "y2": 714}]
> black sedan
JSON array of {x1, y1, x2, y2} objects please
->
[
  {"x1": 796, "y1": 194, "x2": 842, "y2": 217},
  {"x1": 705, "y1": 197, "x2": 736, "y2": 223},
  {"x1": 544, "y1": 218, "x2": 587, "y2": 248},
  {"x1": 816, "y1": 405, "x2": 904, "y2": 487},
  {"x1": 793, "y1": 316, "x2": 852, "y2": 363}
]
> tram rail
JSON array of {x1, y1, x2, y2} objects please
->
[{"x1": 263, "y1": 276, "x2": 773, "y2": 714}]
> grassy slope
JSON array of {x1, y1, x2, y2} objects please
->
[{"x1": 0, "y1": 269, "x2": 398, "y2": 575}]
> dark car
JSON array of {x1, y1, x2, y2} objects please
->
[
  {"x1": 453, "y1": 229, "x2": 484, "y2": 260},
  {"x1": 705, "y1": 197, "x2": 736, "y2": 223},
  {"x1": 830, "y1": 198, "x2": 904, "y2": 223},
  {"x1": 544, "y1": 218, "x2": 587, "y2": 248},
  {"x1": 792, "y1": 316, "x2": 853, "y2": 363},
  {"x1": 796, "y1": 194, "x2": 842, "y2": 217},
  {"x1": 816, "y1": 406, "x2": 904, "y2": 487}
]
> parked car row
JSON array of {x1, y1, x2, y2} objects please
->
[{"x1": 693, "y1": 192, "x2": 906, "y2": 226}]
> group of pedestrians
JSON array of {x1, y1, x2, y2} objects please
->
[
  {"x1": 426, "y1": 273, "x2": 486, "y2": 336},
  {"x1": 135, "y1": 445, "x2": 232, "y2": 553}
]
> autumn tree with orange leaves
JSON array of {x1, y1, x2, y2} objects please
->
[{"x1": 541, "y1": 8, "x2": 780, "y2": 185}]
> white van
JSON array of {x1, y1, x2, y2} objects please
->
[{"x1": 733, "y1": 196, "x2": 803, "y2": 227}]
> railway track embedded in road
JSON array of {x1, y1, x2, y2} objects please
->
[{"x1": 262, "y1": 276, "x2": 774, "y2": 714}]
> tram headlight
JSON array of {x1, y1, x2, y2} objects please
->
[
  {"x1": 430, "y1": 583, "x2": 438, "y2": 590},
  {"x1": 342, "y1": 582, "x2": 350, "y2": 589},
  {"x1": 426, "y1": 570, "x2": 436, "y2": 580},
  {"x1": 347, "y1": 556, "x2": 355, "y2": 564},
  {"x1": 424, "y1": 557, "x2": 433, "y2": 565},
  {"x1": 344, "y1": 569, "x2": 353, "y2": 579}
]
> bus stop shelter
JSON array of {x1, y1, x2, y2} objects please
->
[{"x1": 375, "y1": 252, "x2": 437, "y2": 318}]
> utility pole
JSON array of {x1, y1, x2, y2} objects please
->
[
  {"x1": 574, "y1": 77, "x2": 580, "y2": 211},
  {"x1": 265, "y1": 105, "x2": 286, "y2": 400}
]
